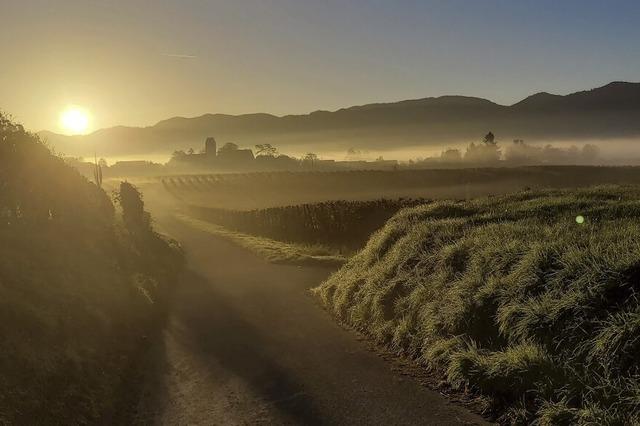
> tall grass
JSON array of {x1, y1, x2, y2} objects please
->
[{"x1": 315, "y1": 186, "x2": 640, "y2": 424}]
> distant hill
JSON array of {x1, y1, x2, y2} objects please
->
[{"x1": 40, "y1": 81, "x2": 640, "y2": 158}]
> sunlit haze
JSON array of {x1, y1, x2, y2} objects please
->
[
  {"x1": 2, "y1": 0, "x2": 640, "y2": 132},
  {"x1": 5, "y1": 2, "x2": 640, "y2": 424}
]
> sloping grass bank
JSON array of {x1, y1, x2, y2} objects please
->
[
  {"x1": 314, "y1": 186, "x2": 640, "y2": 424},
  {"x1": 0, "y1": 116, "x2": 183, "y2": 424}
]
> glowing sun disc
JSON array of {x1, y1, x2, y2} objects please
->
[{"x1": 60, "y1": 107, "x2": 90, "y2": 134}]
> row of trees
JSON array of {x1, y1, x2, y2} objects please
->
[
  {"x1": 254, "y1": 144, "x2": 319, "y2": 164},
  {"x1": 433, "y1": 132, "x2": 601, "y2": 165}
]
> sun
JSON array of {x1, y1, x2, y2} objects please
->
[{"x1": 59, "y1": 106, "x2": 90, "y2": 134}]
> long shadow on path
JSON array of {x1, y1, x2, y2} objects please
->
[{"x1": 171, "y1": 270, "x2": 323, "y2": 424}]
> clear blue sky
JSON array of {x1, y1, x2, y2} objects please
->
[{"x1": 2, "y1": 0, "x2": 639, "y2": 132}]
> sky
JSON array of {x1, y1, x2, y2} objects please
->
[{"x1": 2, "y1": 0, "x2": 640, "y2": 133}]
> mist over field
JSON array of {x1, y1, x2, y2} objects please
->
[
  {"x1": 40, "y1": 82, "x2": 640, "y2": 165},
  {"x1": 4, "y1": 0, "x2": 640, "y2": 424}
]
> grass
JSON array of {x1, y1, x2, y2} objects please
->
[
  {"x1": 174, "y1": 213, "x2": 346, "y2": 266},
  {"x1": 314, "y1": 185, "x2": 640, "y2": 424}
]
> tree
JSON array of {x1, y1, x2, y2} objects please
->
[
  {"x1": 303, "y1": 153, "x2": 318, "y2": 161},
  {"x1": 345, "y1": 147, "x2": 365, "y2": 161},
  {"x1": 504, "y1": 140, "x2": 543, "y2": 164},
  {"x1": 440, "y1": 149, "x2": 462, "y2": 163},
  {"x1": 218, "y1": 142, "x2": 239, "y2": 154},
  {"x1": 115, "y1": 181, "x2": 151, "y2": 234},
  {"x1": 581, "y1": 144, "x2": 600, "y2": 163},
  {"x1": 542, "y1": 144, "x2": 566, "y2": 164},
  {"x1": 483, "y1": 132, "x2": 496, "y2": 145},
  {"x1": 464, "y1": 133, "x2": 501, "y2": 164},
  {"x1": 303, "y1": 153, "x2": 318, "y2": 167},
  {"x1": 171, "y1": 150, "x2": 187, "y2": 160},
  {"x1": 255, "y1": 143, "x2": 278, "y2": 157}
]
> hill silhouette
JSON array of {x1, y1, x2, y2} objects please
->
[{"x1": 41, "y1": 81, "x2": 640, "y2": 158}]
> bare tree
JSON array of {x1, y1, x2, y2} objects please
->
[
  {"x1": 255, "y1": 143, "x2": 278, "y2": 157},
  {"x1": 303, "y1": 152, "x2": 318, "y2": 165}
]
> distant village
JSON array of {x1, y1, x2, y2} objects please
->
[
  {"x1": 168, "y1": 137, "x2": 399, "y2": 172},
  {"x1": 66, "y1": 133, "x2": 605, "y2": 179},
  {"x1": 66, "y1": 136, "x2": 400, "y2": 178}
]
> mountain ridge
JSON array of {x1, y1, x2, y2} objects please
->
[{"x1": 40, "y1": 81, "x2": 640, "y2": 157}]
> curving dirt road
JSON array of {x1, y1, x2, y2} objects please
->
[{"x1": 135, "y1": 214, "x2": 488, "y2": 425}]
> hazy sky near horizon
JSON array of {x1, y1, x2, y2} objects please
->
[{"x1": 3, "y1": 0, "x2": 640, "y2": 133}]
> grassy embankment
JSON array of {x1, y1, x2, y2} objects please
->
[
  {"x1": 0, "y1": 115, "x2": 183, "y2": 424},
  {"x1": 315, "y1": 186, "x2": 640, "y2": 424}
]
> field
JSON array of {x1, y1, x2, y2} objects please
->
[
  {"x1": 162, "y1": 166, "x2": 640, "y2": 210},
  {"x1": 314, "y1": 186, "x2": 640, "y2": 424}
]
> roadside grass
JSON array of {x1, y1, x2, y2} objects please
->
[
  {"x1": 174, "y1": 213, "x2": 346, "y2": 267},
  {"x1": 314, "y1": 185, "x2": 640, "y2": 424}
]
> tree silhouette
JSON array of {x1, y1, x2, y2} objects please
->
[
  {"x1": 218, "y1": 142, "x2": 239, "y2": 154},
  {"x1": 171, "y1": 150, "x2": 187, "y2": 160},
  {"x1": 303, "y1": 153, "x2": 318, "y2": 168},
  {"x1": 464, "y1": 132, "x2": 501, "y2": 163},
  {"x1": 255, "y1": 143, "x2": 278, "y2": 157},
  {"x1": 581, "y1": 144, "x2": 600, "y2": 163},
  {"x1": 115, "y1": 181, "x2": 150, "y2": 234},
  {"x1": 483, "y1": 132, "x2": 496, "y2": 145},
  {"x1": 441, "y1": 148, "x2": 462, "y2": 163}
]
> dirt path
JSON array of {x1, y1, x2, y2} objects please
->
[{"x1": 136, "y1": 214, "x2": 488, "y2": 425}]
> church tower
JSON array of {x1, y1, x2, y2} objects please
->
[{"x1": 205, "y1": 137, "x2": 217, "y2": 157}]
